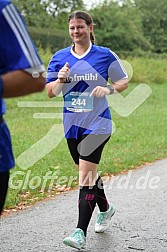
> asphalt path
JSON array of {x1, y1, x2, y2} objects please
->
[{"x1": 0, "y1": 158, "x2": 167, "y2": 252}]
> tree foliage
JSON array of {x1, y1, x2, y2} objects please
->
[
  {"x1": 12, "y1": 0, "x2": 50, "y2": 27},
  {"x1": 43, "y1": 0, "x2": 84, "y2": 17},
  {"x1": 134, "y1": 0, "x2": 167, "y2": 53},
  {"x1": 12, "y1": 0, "x2": 84, "y2": 27},
  {"x1": 91, "y1": 0, "x2": 152, "y2": 52},
  {"x1": 12, "y1": 0, "x2": 167, "y2": 54}
]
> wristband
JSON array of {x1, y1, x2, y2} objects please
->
[
  {"x1": 107, "y1": 85, "x2": 115, "y2": 94},
  {"x1": 0, "y1": 77, "x2": 3, "y2": 97}
]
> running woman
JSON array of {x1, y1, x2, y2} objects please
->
[
  {"x1": 0, "y1": 0, "x2": 45, "y2": 215},
  {"x1": 46, "y1": 10, "x2": 128, "y2": 250}
]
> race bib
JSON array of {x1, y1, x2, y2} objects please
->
[{"x1": 64, "y1": 92, "x2": 93, "y2": 112}]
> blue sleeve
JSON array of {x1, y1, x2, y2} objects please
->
[
  {"x1": 0, "y1": 1, "x2": 45, "y2": 75},
  {"x1": 46, "y1": 54, "x2": 62, "y2": 83},
  {"x1": 108, "y1": 50, "x2": 128, "y2": 83}
]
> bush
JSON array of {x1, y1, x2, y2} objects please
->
[
  {"x1": 125, "y1": 57, "x2": 167, "y2": 84},
  {"x1": 28, "y1": 26, "x2": 71, "y2": 53}
]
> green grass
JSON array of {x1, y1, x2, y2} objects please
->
[
  {"x1": 3, "y1": 82, "x2": 167, "y2": 210},
  {"x1": 101, "y1": 82, "x2": 167, "y2": 172},
  {"x1": 123, "y1": 57, "x2": 167, "y2": 84}
]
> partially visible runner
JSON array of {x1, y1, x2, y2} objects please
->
[
  {"x1": 0, "y1": 0, "x2": 45, "y2": 215},
  {"x1": 46, "y1": 10, "x2": 128, "y2": 250}
]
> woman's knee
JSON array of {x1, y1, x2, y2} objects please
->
[{"x1": 78, "y1": 160, "x2": 97, "y2": 186}]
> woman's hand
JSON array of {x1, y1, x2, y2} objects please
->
[
  {"x1": 90, "y1": 86, "x2": 110, "y2": 98},
  {"x1": 58, "y1": 62, "x2": 70, "y2": 83},
  {"x1": 46, "y1": 62, "x2": 70, "y2": 98}
]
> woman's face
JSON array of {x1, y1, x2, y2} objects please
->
[{"x1": 69, "y1": 18, "x2": 93, "y2": 45}]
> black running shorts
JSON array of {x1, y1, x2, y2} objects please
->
[{"x1": 66, "y1": 134, "x2": 111, "y2": 165}]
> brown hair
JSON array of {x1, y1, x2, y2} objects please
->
[{"x1": 68, "y1": 10, "x2": 95, "y2": 44}]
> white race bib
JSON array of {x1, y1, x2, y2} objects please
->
[{"x1": 64, "y1": 92, "x2": 93, "y2": 112}]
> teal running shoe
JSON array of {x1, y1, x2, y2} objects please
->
[
  {"x1": 63, "y1": 228, "x2": 86, "y2": 250},
  {"x1": 95, "y1": 204, "x2": 116, "y2": 233}
]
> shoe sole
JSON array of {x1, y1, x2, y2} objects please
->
[
  {"x1": 63, "y1": 238, "x2": 86, "y2": 250},
  {"x1": 95, "y1": 206, "x2": 116, "y2": 233}
]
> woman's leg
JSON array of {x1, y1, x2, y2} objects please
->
[
  {"x1": 78, "y1": 134, "x2": 116, "y2": 234},
  {"x1": 67, "y1": 134, "x2": 111, "y2": 231},
  {"x1": 78, "y1": 134, "x2": 111, "y2": 213},
  {"x1": 77, "y1": 159, "x2": 98, "y2": 236},
  {"x1": 96, "y1": 175, "x2": 109, "y2": 212},
  {"x1": 64, "y1": 134, "x2": 111, "y2": 249},
  {"x1": 0, "y1": 171, "x2": 9, "y2": 215}
]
